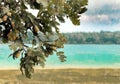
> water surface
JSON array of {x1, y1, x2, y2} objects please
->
[{"x1": 0, "y1": 44, "x2": 120, "y2": 69}]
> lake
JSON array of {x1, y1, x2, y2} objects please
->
[{"x1": 0, "y1": 44, "x2": 120, "y2": 69}]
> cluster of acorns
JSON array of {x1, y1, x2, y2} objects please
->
[{"x1": 0, "y1": 12, "x2": 18, "y2": 42}]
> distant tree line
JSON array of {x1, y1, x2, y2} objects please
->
[
  {"x1": 1, "y1": 31, "x2": 120, "y2": 44},
  {"x1": 63, "y1": 31, "x2": 120, "y2": 44}
]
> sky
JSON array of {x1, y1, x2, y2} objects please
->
[{"x1": 59, "y1": 0, "x2": 120, "y2": 32}]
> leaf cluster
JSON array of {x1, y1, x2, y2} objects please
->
[{"x1": 0, "y1": 0, "x2": 88, "y2": 78}]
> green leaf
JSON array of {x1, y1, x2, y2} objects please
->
[
  {"x1": 9, "y1": 42, "x2": 23, "y2": 51},
  {"x1": 57, "y1": 51, "x2": 66, "y2": 62},
  {"x1": 80, "y1": 0, "x2": 88, "y2": 6},
  {"x1": 48, "y1": 33, "x2": 59, "y2": 42},
  {"x1": 33, "y1": 1, "x2": 41, "y2": 9},
  {"x1": 57, "y1": 15, "x2": 65, "y2": 23},
  {"x1": 78, "y1": 7, "x2": 87, "y2": 14},
  {"x1": 59, "y1": 55, "x2": 66, "y2": 62},
  {"x1": 2, "y1": 38, "x2": 8, "y2": 43},
  {"x1": 21, "y1": 1, "x2": 28, "y2": 9},
  {"x1": 32, "y1": 38, "x2": 37, "y2": 45},
  {"x1": 57, "y1": 51, "x2": 64, "y2": 56},
  {"x1": 70, "y1": 17, "x2": 80, "y2": 25}
]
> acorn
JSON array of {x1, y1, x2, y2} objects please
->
[
  {"x1": 51, "y1": 46, "x2": 57, "y2": 51},
  {"x1": 11, "y1": 21, "x2": 15, "y2": 28},
  {"x1": 15, "y1": 50, "x2": 21, "y2": 58},
  {"x1": 34, "y1": 25, "x2": 40, "y2": 33},
  {"x1": 9, "y1": 50, "x2": 22, "y2": 59},
  {"x1": 3, "y1": 15, "x2": 8, "y2": 21}
]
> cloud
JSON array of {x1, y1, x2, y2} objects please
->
[
  {"x1": 97, "y1": 14, "x2": 109, "y2": 21},
  {"x1": 81, "y1": 0, "x2": 120, "y2": 26},
  {"x1": 81, "y1": 14, "x2": 109, "y2": 22},
  {"x1": 88, "y1": 0, "x2": 120, "y2": 10}
]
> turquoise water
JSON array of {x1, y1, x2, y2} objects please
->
[{"x1": 0, "y1": 44, "x2": 120, "y2": 69}]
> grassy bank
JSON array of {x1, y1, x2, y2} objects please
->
[{"x1": 0, "y1": 69, "x2": 120, "y2": 84}]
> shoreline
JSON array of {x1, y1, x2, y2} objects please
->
[
  {"x1": 1, "y1": 67, "x2": 120, "y2": 70},
  {"x1": 1, "y1": 63, "x2": 120, "y2": 70}
]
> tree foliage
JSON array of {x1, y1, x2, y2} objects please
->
[{"x1": 0, "y1": 0, "x2": 88, "y2": 78}]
